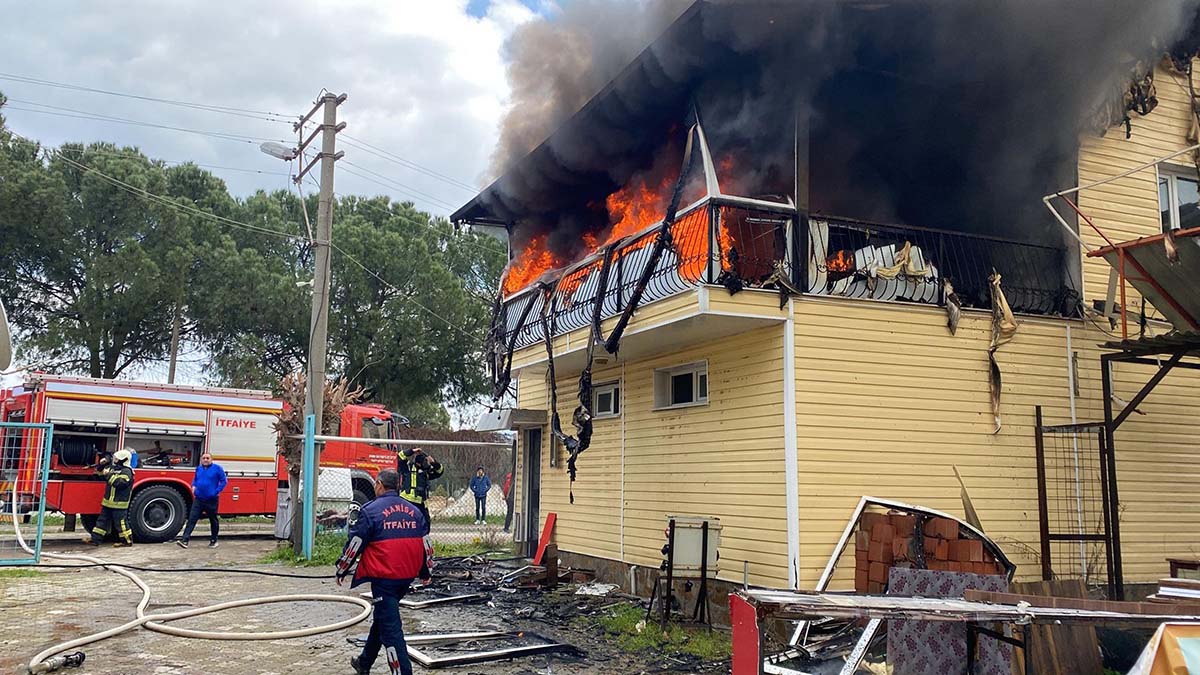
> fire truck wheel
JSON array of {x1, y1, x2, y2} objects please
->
[
  {"x1": 129, "y1": 485, "x2": 187, "y2": 543},
  {"x1": 353, "y1": 487, "x2": 371, "y2": 507}
]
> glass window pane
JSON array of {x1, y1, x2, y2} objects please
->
[
  {"x1": 597, "y1": 391, "x2": 612, "y2": 414},
  {"x1": 1179, "y1": 177, "x2": 1200, "y2": 230},
  {"x1": 698, "y1": 372, "x2": 708, "y2": 400},
  {"x1": 671, "y1": 373, "x2": 694, "y2": 405},
  {"x1": 612, "y1": 388, "x2": 620, "y2": 414},
  {"x1": 1160, "y1": 176, "x2": 1173, "y2": 232}
]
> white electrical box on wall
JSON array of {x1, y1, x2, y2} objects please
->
[{"x1": 666, "y1": 515, "x2": 721, "y2": 578}]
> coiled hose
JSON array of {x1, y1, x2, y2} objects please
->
[{"x1": 10, "y1": 481, "x2": 371, "y2": 674}]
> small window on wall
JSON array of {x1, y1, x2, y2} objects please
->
[
  {"x1": 653, "y1": 361, "x2": 709, "y2": 410},
  {"x1": 1158, "y1": 164, "x2": 1200, "y2": 232},
  {"x1": 593, "y1": 382, "x2": 621, "y2": 419}
]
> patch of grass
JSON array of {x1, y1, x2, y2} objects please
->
[
  {"x1": 0, "y1": 568, "x2": 47, "y2": 579},
  {"x1": 432, "y1": 541, "x2": 496, "y2": 558},
  {"x1": 439, "y1": 515, "x2": 505, "y2": 526},
  {"x1": 257, "y1": 532, "x2": 345, "y2": 567},
  {"x1": 221, "y1": 515, "x2": 274, "y2": 524},
  {"x1": 588, "y1": 602, "x2": 731, "y2": 662}
]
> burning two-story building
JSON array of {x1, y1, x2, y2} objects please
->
[{"x1": 454, "y1": 0, "x2": 1200, "y2": 599}]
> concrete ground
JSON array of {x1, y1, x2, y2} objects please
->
[{"x1": 0, "y1": 535, "x2": 710, "y2": 675}]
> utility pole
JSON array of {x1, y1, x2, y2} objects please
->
[
  {"x1": 167, "y1": 302, "x2": 181, "y2": 384},
  {"x1": 266, "y1": 92, "x2": 345, "y2": 552},
  {"x1": 295, "y1": 92, "x2": 346, "y2": 428}
]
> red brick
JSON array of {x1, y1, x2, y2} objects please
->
[
  {"x1": 889, "y1": 513, "x2": 918, "y2": 536},
  {"x1": 936, "y1": 540, "x2": 950, "y2": 560},
  {"x1": 924, "y1": 517, "x2": 959, "y2": 540},
  {"x1": 869, "y1": 562, "x2": 889, "y2": 584},
  {"x1": 967, "y1": 539, "x2": 985, "y2": 562},
  {"x1": 868, "y1": 580, "x2": 884, "y2": 594},
  {"x1": 856, "y1": 530, "x2": 870, "y2": 551},
  {"x1": 871, "y1": 522, "x2": 896, "y2": 542},
  {"x1": 950, "y1": 540, "x2": 972, "y2": 562},
  {"x1": 861, "y1": 512, "x2": 888, "y2": 532},
  {"x1": 855, "y1": 568, "x2": 870, "y2": 593},
  {"x1": 856, "y1": 549, "x2": 870, "y2": 571},
  {"x1": 923, "y1": 536, "x2": 939, "y2": 556}
]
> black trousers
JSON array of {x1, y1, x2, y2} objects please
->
[
  {"x1": 474, "y1": 495, "x2": 486, "y2": 521},
  {"x1": 359, "y1": 579, "x2": 413, "y2": 675},
  {"x1": 92, "y1": 506, "x2": 131, "y2": 544},
  {"x1": 181, "y1": 497, "x2": 219, "y2": 543}
]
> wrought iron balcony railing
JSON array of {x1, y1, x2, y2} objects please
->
[{"x1": 494, "y1": 205, "x2": 1078, "y2": 354}]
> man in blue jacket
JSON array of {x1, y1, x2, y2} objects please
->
[
  {"x1": 336, "y1": 469, "x2": 428, "y2": 675},
  {"x1": 469, "y1": 467, "x2": 491, "y2": 525},
  {"x1": 177, "y1": 452, "x2": 227, "y2": 549}
]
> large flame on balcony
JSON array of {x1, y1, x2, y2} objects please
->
[{"x1": 501, "y1": 152, "x2": 746, "y2": 297}]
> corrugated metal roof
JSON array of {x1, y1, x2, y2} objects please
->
[{"x1": 1090, "y1": 226, "x2": 1200, "y2": 333}]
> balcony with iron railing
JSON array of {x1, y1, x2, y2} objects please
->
[{"x1": 492, "y1": 200, "x2": 1079, "y2": 370}]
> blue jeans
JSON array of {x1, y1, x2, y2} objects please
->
[
  {"x1": 474, "y1": 495, "x2": 486, "y2": 521},
  {"x1": 180, "y1": 497, "x2": 219, "y2": 543},
  {"x1": 360, "y1": 579, "x2": 413, "y2": 675}
]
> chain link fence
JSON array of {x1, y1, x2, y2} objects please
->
[{"x1": 0, "y1": 423, "x2": 52, "y2": 565}]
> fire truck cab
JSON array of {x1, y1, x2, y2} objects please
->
[{"x1": 0, "y1": 374, "x2": 401, "y2": 542}]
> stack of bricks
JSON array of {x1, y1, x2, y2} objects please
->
[{"x1": 854, "y1": 510, "x2": 1004, "y2": 593}]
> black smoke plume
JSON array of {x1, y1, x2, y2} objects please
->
[{"x1": 482, "y1": 0, "x2": 1199, "y2": 263}]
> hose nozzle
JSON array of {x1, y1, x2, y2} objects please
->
[{"x1": 29, "y1": 652, "x2": 85, "y2": 674}]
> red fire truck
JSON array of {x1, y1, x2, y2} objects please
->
[{"x1": 0, "y1": 374, "x2": 401, "y2": 542}]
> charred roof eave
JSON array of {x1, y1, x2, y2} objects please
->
[{"x1": 451, "y1": 0, "x2": 711, "y2": 226}]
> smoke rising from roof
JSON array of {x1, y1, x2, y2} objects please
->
[{"x1": 480, "y1": 0, "x2": 1199, "y2": 262}]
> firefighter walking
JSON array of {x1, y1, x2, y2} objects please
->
[{"x1": 86, "y1": 447, "x2": 134, "y2": 547}]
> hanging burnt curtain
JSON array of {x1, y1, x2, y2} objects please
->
[{"x1": 539, "y1": 123, "x2": 701, "y2": 502}]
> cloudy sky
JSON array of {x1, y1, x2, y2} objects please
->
[
  {"x1": 0, "y1": 0, "x2": 549, "y2": 218},
  {"x1": 0, "y1": 0, "x2": 550, "y2": 411}
]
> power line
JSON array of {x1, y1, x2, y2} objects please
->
[
  {"x1": 340, "y1": 161, "x2": 458, "y2": 212},
  {"x1": 0, "y1": 72, "x2": 293, "y2": 123},
  {"x1": 55, "y1": 145, "x2": 288, "y2": 176},
  {"x1": 341, "y1": 135, "x2": 477, "y2": 194},
  {"x1": 41, "y1": 146, "x2": 306, "y2": 242},
  {"x1": 3, "y1": 98, "x2": 289, "y2": 145}
]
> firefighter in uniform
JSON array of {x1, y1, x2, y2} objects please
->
[
  {"x1": 396, "y1": 447, "x2": 443, "y2": 532},
  {"x1": 86, "y1": 447, "x2": 134, "y2": 547},
  {"x1": 336, "y1": 469, "x2": 428, "y2": 675}
]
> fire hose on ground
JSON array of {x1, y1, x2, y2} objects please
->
[{"x1": 10, "y1": 481, "x2": 372, "y2": 674}]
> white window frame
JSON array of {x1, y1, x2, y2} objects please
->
[
  {"x1": 1157, "y1": 163, "x2": 1200, "y2": 232},
  {"x1": 592, "y1": 381, "x2": 622, "y2": 419},
  {"x1": 653, "y1": 361, "x2": 709, "y2": 411}
]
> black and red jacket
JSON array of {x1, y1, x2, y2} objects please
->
[{"x1": 335, "y1": 490, "x2": 428, "y2": 587}]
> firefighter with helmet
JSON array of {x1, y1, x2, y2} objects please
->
[
  {"x1": 396, "y1": 447, "x2": 443, "y2": 532},
  {"x1": 86, "y1": 447, "x2": 134, "y2": 547}
]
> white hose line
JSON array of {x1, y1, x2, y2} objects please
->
[{"x1": 11, "y1": 481, "x2": 371, "y2": 673}]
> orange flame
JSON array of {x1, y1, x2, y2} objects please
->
[
  {"x1": 502, "y1": 234, "x2": 563, "y2": 296},
  {"x1": 500, "y1": 151, "x2": 745, "y2": 297},
  {"x1": 827, "y1": 249, "x2": 855, "y2": 273}
]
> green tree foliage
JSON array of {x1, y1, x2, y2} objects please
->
[{"x1": 0, "y1": 101, "x2": 506, "y2": 423}]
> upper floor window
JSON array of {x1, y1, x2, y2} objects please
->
[
  {"x1": 593, "y1": 382, "x2": 621, "y2": 419},
  {"x1": 653, "y1": 361, "x2": 708, "y2": 410},
  {"x1": 1158, "y1": 164, "x2": 1200, "y2": 232}
]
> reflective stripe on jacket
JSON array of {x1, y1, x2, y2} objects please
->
[
  {"x1": 99, "y1": 465, "x2": 134, "y2": 509},
  {"x1": 396, "y1": 451, "x2": 443, "y2": 505}
]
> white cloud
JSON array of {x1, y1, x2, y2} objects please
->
[{"x1": 0, "y1": 0, "x2": 537, "y2": 216}]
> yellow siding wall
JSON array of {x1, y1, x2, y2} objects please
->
[
  {"x1": 1077, "y1": 61, "x2": 1194, "y2": 302},
  {"x1": 792, "y1": 296, "x2": 1200, "y2": 587},
  {"x1": 517, "y1": 324, "x2": 793, "y2": 588}
]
